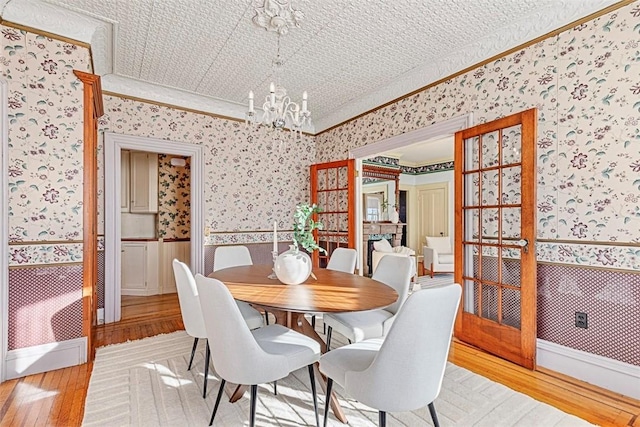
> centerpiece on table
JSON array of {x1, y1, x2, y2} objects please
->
[{"x1": 274, "y1": 203, "x2": 327, "y2": 285}]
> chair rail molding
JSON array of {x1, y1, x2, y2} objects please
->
[
  {"x1": 104, "y1": 132, "x2": 204, "y2": 323},
  {"x1": 1, "y1": 79, "x2": 9, "y2": 382}
]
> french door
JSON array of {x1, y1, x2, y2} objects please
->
[
  {"x1": 310, "y1": 160, "x2": 356, "y2": 268},
  {"x1": 454, "y1": 109, "x2": 537, "y2": 369}
]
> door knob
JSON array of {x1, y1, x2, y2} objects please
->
[{"x1": 516, "y1": 239, "x2": 529, "y2": 253}]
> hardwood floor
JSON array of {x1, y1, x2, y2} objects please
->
[{"x1": 1, "y1": 294, "x2": 638, "y2": 426}]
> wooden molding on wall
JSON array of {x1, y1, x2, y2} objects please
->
[{"x1": 73, "y1": 70, "x2": 104, "y2": 362}]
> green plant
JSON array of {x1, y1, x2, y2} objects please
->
[
  {"x1": 292, "y1": 203, "x2": 327, "y2": 254},
  {"x1": 382, "y1": 197, "x2": 398, "y2": 212}
]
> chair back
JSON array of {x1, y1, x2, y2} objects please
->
[
  {"x1": 213, "y1": 245, "x2": 253, "y2": 272},
  {"x1": 346, "y1": 283, "x2": 461, "y2": 412},
  {"x1": 194, "y1": 274, "x2": 289, "y2": 384},
  {"x1": 326, "y1": 248, "x2": 357, "y2": 273},
  {"x1": 371, "y1": 255, "x2": 412, "y2": 314},
  {"x1": 172, "y1": 259, "x2": 206, "y2": 338},
  {"x1": 425, "y1": 236, "x2": 452, "y2": 254}
]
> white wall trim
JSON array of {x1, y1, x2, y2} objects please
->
[
  {"x1": 349, "y1": 114, "x2": 473, "y2": 160},
  {"x1": 1, "y1": 79, "x2": 9, "y2": 383},
  {"x1": 104, "y1": 132, "x2": 204, "y2": 323},
  {"x1": 5, "y1": 337, "x2": 87, "y2": 380},
  {"x1": 537, "y1": 339, "x2": 640, "y2": 400}
]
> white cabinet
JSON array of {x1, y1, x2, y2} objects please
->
[
  {"x1": 159, "y1": 240, "x2": 190, "y2": 294},
  {"x1": 121, "y1": 241, "x2": 159, "y2": 296},
  {"x1": 129, "y1": 152, "x2": 158, "y2": 213},
  {"x1": 121, "y1": 150, "x2": 130, "y2": 212}
]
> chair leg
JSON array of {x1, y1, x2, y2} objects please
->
[
  {"x1": 308, "y1": 365, "x2": 319, "y2": 427},
  {"x1": 323, "y1": 378, "x2": 333, "y2": 427},
  {"x1": 188, "y1": 337, "x2": 199, "y2": 370},
  {"x1": 311, "y1": 314, "x2": 316, "y2": 329},
  {"x1": 273, "y1": 381, "x2": 277, "y2": 395},
  {"x1": 428, "y1": 402, "x2": 440, "y2": 427},
  {"x1": 203, "y1": 341, "x2": 211, "y2": 398},
  {"x1": 208, "y1": 379, "x2": 226, "y2": 426},
  {"x1": 265, "y1": 311, "x2": 270, "y2": 325},
  {"x1": 249, "y1": 384, "x2": 258, "y2": 427},
  {"x1": 326, "y1": 326, "x2": 332, "y2": 351},
  {"x1": 379, "y1": 411, "x2": 386, "y2": 427},
  {"x1": 430, "y1": 263, "x2": 434, "y2": 278}
]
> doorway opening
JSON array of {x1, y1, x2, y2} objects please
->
[
  {"x1": 104, "y1": 133, "x2": 204, "y2": 324},
  {"x1": 350, "y1": 114, "x2": 473, "y2": 278}
]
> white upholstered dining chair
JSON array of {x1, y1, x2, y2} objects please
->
[
  {"x1": 194, "y1": 274, "x2": 322, "y2": 427},
  {"x1": 319, "y1": 283, "x2": 462, "y2": 427},
  {"x1": 323, "y1": 255, "x2": 412, "y2": 350},
  {"x1": 213, "y1": 245, "x2": 253, "y2": 272},
  {"x1": 214, "y1": 245, "x2": 272, "y2": 325},
  {"x1": 326, "y1": 247, "x2": 357, "y2": 273},
  {"x1": 312, "y1": 247, "x2": 358, "y2": 332},
  {"x1": 172, "y1": 259, "x2": 263, "y2": 398}
]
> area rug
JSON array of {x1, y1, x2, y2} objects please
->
[
  {"x1": 414, "y1": 273, "x2": 455, "y2": 290},
  {"x1": 83, "y1": 329, "x2": 591, "y2": 426}
]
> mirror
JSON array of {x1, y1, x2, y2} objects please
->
[{"x1": 362, "y1": 164, "x2": 401, "y2": 222}]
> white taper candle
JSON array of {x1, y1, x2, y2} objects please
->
[{"x1": 273, "y1": 221, "x2": 278, "y2": 253}]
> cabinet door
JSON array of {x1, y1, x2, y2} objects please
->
[
  {"x1": 121, "y1": 243, "x2": 147, "y2": 295},
  {"x1": 130, "y1": 152, "x2": 158, "y2": 213},
  {"x1": 121, "y1": 150, "x2": 130, "y2": 212}
]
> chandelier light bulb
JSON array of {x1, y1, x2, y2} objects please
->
[{"x1": 245, "y1": 0, "x2": 312, "y2": 137}]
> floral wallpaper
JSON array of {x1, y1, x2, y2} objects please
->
[
  {"x1": 316, "y1": 3, "x2": 640, "y2": 271},
  {"x1": 2, "y1": 26, "x2": 90, "y2": 265},
  {"x1": 2, "y1": 25, "x2": 90, "y2": 351},
  {"x1": 98, "y1": 96, "x2": 316, "y2": 239},
  {"x1": 157, "y1": 154, "x2": 190, "y2": 239}
]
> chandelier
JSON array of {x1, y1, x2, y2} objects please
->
[{"x1": 245, "y1": 0, "x2": 311, "y2": 134}]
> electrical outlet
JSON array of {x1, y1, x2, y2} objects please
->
[{"x1": 575, "y1": 311, "x2": 588, "y2": 329}]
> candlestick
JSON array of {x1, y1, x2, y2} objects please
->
[{"x1": 273, "y1": 221, "x2": 278, "y2": 254}]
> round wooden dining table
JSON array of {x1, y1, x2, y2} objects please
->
[{"x1": 208, "y1": 264, "x2": 397, "y2": 424}]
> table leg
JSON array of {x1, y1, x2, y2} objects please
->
[
  {"x1": 227, "y1": 384, "x2": 248, "y2": 403},
  {"x1": 290, "y1": 313, "x2": 348, "y2": 424}
]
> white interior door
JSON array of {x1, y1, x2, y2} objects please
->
[{"x1": 418, "y1": 183, "x2": 449, "y2": 241}]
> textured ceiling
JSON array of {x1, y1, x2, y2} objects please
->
[{"x1": 7, "y1": 0, "x2": 620, "y2": 132}]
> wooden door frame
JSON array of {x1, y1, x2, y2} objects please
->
[{"x1": 75, "y1": 71, "x2": 104, "y2": 362}]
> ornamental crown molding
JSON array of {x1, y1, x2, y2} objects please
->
[{"x1": 253, "y1": 0, "x2": 304, "y2": 35}]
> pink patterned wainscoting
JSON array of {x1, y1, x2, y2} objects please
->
[
  {"x1": 97, "y1": 250, "x2": 105, "y2": 309},
  {"x1": 8, "y1": 265, "x2": 83, "y2": 350},
  {"x1": 537, "y1": 263, "x2": 640, "y2": 366}
]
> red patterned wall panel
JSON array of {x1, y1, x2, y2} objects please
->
[
  {"x1": 537, "y1": 264, "x2": 640, "y2": 366},
  {"x1": 97, "y1": 251, "x2": 105, "y2": 309},
  {"x1": 8, "y1": 265, "x2": 83, "y2": 350}
]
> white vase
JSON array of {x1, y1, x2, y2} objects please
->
[
  {"x1": 390, "y1": 208, "x2": 400, "y2": 224},
  {"x1": 274, "y1": 245, "x2": 312, "y2": 285}
]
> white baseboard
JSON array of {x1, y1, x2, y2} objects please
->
[
  {"x1": 97, "y1": 308, "x2": 105, "y2": 325},
  {"x1": 537, "y1": 339, "x2": 640, "y2": 400},
  {"x1": 5, "y1": 337, "x2": 87, "y2": 379}
]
